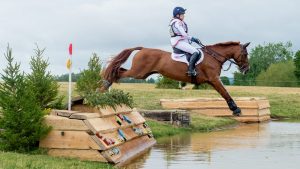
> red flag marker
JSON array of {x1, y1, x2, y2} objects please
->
[{"x1": 69, "y1": 43, "x2": 72, "y2": 55}]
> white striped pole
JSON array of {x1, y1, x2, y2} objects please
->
[{"x1": 68, "y1": 43, "x2": 73, "y2": 111}]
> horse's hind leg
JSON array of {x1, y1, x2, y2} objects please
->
[{"x1": 119, "y1": 68, "x2": 146, "y2": 79}]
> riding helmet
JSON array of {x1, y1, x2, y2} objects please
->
[{"x1": 173, "y1": 7, "x2": 186, "y2": 17}]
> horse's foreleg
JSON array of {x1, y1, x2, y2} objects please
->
[{"x1": 209, "y1": 78, "x2": 241, "y2": 116}]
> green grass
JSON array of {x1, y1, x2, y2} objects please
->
[
  {"x1": 147, "y1": 119, "x2": 189, "y2": 138},
  {"x1": 147, "y1": 114, "x2": 237, "y2": 138},
  {"x1": 109, "y1": 83, "x2": 300, "y2": 120},
  {"x1": 190, "y1": 114, "x2": 237, "y2": 131},
  {"x1": 0, "y1": 151, "x2": 113, "y2": 169}
]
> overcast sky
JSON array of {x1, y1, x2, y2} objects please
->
[{"x1": 0, "y1": 0, "x2": 299, "y2": 78}]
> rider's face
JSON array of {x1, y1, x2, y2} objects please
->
[{"x1": 179, "y1": 14, "x2": 185, "y2": 20}]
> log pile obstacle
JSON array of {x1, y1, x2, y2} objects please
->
[
  {"x1": 160, "y1": 97, "x2": 271, "y2": 123},
  {"x1": 39, "y1": 104, "x2": 156, "y2": 165},
  {"x1": 139, "y1": 109, "x2": 190, "y2": 127}
]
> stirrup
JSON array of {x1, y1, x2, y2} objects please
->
[{"x1": 187, "y1": 70, "x2": 197, "y2": 77}]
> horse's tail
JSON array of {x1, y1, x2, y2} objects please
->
[{"x1": 103, "y1": 47, "x2": 143, "y2": 83}]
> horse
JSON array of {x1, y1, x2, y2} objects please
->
[{"x1": 100, "y1": 41, "x2": 250, "y2": 116}]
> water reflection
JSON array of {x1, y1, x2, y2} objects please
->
[{"x1": 124, "y1": 122, "x2": 300, "y2": 169}]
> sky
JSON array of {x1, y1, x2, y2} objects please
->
[{"x1": 0, "y1": 0, "x2": 299, "y2": 78}]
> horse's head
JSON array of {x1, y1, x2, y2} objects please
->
[{"x1": 233, "y1": 42, "x2": 250, "y2": 74}]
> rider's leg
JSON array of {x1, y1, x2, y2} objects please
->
[
  {"x1": 187, "y1": 52, "x2": 201, "y2": 76},
  {"x1": 175, "y1": 41, "x2": 201, "y2": 76}
]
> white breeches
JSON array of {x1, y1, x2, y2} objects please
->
[{"x1": 174, "y1": 40, "x2": 199, "y2": 54}]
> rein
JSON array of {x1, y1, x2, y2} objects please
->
[{"x1": 197, "y1": 42, "x2": 238, "y2": 71}]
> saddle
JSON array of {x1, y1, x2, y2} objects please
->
[
  {"x1": 172, "y1": 47, "x2": 192, "y2": 61},
  {"x1": 171, "y1": 47, "x2": 204, "y2": 66}
]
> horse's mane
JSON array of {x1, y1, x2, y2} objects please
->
[{"x1": 209, "y1": 41, "x2": 240, "y2": 47}]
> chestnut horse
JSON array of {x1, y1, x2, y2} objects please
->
[{"x1": 100, "y1": 41, "x2": 250, "y2": 116}]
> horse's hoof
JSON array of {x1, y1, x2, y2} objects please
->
[{"x1": 233, "y1": 107, "x2": 241, "y2": 116}]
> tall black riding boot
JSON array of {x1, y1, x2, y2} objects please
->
[{"x1": 187, "y1": 52, "x2": 200, "y2": 77}]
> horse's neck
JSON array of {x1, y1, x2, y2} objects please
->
[{"x1": 210, "y1": 45, "x2": 236, "y2": 63}]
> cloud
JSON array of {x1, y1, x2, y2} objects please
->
[{"x1": 0, "y1": 0, "x2": 299, "y2": 78}]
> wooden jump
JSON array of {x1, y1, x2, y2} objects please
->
[
  {"x1": 40, "y1": 104, "x2": 156, "y2": 166},
  {"x1": 160, "y1": 97, "x2": 271, "y2": 123}
]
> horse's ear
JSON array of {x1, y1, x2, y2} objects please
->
[{"x1": 243, "y1": 42, "x2": 250, "y2": 48}]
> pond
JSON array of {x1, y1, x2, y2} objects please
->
[{"x1": 124, "y1": 121, "x2": 300, "y2": 169}]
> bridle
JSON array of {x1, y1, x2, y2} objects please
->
[{"x1": 197, "y1": 42, "x2": 247, "y2": 72}]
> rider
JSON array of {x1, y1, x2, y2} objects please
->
[{"x1": 169, "y1": 7, "x2": 202, "y2": 77}]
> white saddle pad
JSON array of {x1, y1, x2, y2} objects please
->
[{"x1": 171, "y1": 49, "x2": 204, "y2": 65}]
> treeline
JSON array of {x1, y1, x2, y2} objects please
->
[
  {"x1": 155, "y1": 75, "x2": 231, "y2": 89},
  {"x1": 234, "y1": 42, "x2": 300, "y2": 87},
  {"x1": 55, "y1": 73, "x2": 156, "y2": 83}
]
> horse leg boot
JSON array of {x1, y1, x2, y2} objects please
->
[{"x1": 187, "y1": 52, "x2": 200, "y2": 77}]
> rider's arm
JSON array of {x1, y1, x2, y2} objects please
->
[{"x1": 174, "y1": 21, "x2": 192, "y2": 40}]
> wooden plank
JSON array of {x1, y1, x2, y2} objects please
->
[
  {"x1": 48, "y1": 149, "x2": 107, "y2": 162},
  {"x1": 160, "y1": 97, "x2": 270, "y2": 109},
  {"x1": 84, "y1": 117, "x2": 119, "y2": 134},
  {"x1": 191, "y1": 108, "x2": 259, "y2": 116},
  {"x1": 115, "y1": 105, "x2": 132, "y2": 113},
  {"x1": 91, "y1": 124, "x2": 148, "y2": 150},
  {"x1": 39, "y1": 131, "x2": 100, "y2": 150},
  {"x1": 101, "y1": 135, "x2": 156, "y2": 164},
  {"x1": 258, "y1": 108, "x2": 271, "y2": 116},
  {"x1": 84, "y1": 112, "x2": 145, "y2": 134},
  {"x1": 70, "y1": 113, "x2": 100, "y2": 120},
  {"x1": 72, "y1": 104, "x2": 132, "y2": 117},
  {"x1": 257, "y1": 100, "x2": 271, "y2": 109},
  {"x1": 127, "y1": 111, "x2": 146, "y2": 125},
  {"x1": 72, "y1": 104, "x2": 100, "y2": 113},
  {"x1": 55, "y1": 110, "x2": 80, "y2": 118},
  {"x1": 98, "y1": 106, "x2": 117, "y2": 117},
  {"x1": 49, "y1": 110, "x2": 58, "y2": 116},
  {"x1": 98, "y1": 104, "x2": 132, "y2": 117},
  {"x1": 44, "y1": 115, "x2": 89, "y2": 131},
  {"x1": 233, "y1": 115, "x2": 271, "y2": 123}
]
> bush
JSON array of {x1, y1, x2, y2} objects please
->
[
  {"x1": 26, "y1": 46, "x2": 63, "y2": 109},
  {"x1": 294, "y1": 50, "x2": 300, "y2": 85},
  {"x1": 0, "y1": 46, "x2": 50, "y2": 152},
  {"x1": 192, "y1": 83, "x2": 213, "y2": 90},
  {"x1": 84, "y1": 89, "x2": 134, "y2": 109},
  {"x1": 76, "y1": 53, "x2": 102, "y2": 96},
  {"x1": 156, "y1": 75, "x2": 179, "y2": 89},
  {"x1": 256, "y1": 60, "x2": 298, "y2": 87},
  {"x1": 76, "y1": 53, "x2": 134, "y2": 109},
  {"x1": 220, "y1": 76, "x2": 230, "y2": 85}
]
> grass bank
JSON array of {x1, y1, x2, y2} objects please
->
[
  {"x1": 110, "y1": 83, "x2": 300, "y2": 120},
  {"x1": 147, "y1": 114, "x2": 237, "y2": 138},
  {"x1": 0, "y1": 151, "x2": 113, "y2": 169}
]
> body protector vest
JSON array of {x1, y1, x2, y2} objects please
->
[{"x1": 169, "y1": 19, "x2": 188, "y2": 37}]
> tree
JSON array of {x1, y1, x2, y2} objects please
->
[
  {"x1": 234, "y1": 42, "x2": 294, "y2": 85},
  {"x1": 156, "y1": 75, "x2": 179, "y2": 89},
  {"x1": 220, "y1": 76, "x2": 230, "y2": 85},
  {"x1": 119, "y1": 77, "x2": 146, "y2": 83},
  {"x1": 0, "y1": 46, "x2": 50, "y2": 152},
  {"x1": 146, "y1": 77, "x2": 156, "y2": 83},
  {"x1": 55, "y1": 73, "x2": 80, "y2": 82},
  {"x1": 26, "y1": 46, "x2": 63, "y2": 109},
  {"x1": 76, "y1": 53, "x2": 102, "y2": 95},
  {"x1": 256, "y1": 60, "x2": 297, "y2": 87},
  {"x1": 294, "y1": 50, "x2": 300, "y2": 85}
]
